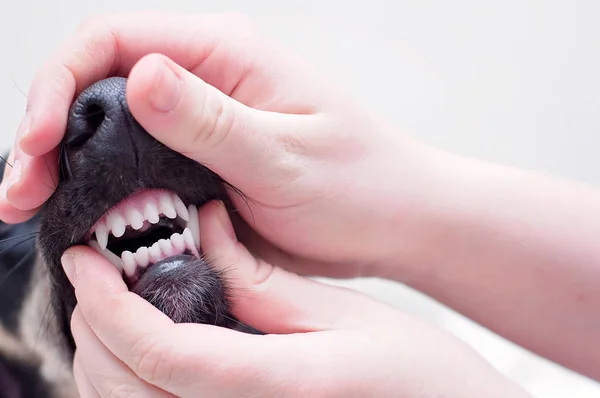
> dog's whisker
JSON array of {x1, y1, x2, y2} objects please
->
[
  {"x1": 0, "y1": 231, "x2": 38, "y2": 244},
  {"x1": 10, "y1": 78, "x2": 28, "y2": 100}
]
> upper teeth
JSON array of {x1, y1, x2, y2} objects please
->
[
  {"x1": 94, "y1": 191, "x2": 190, "y2": 251},
  {"x1": 87, "y1": 190, "x2": 200, "y2": 281}
]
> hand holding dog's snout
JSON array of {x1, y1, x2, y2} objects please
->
[
  {"x1": 63, "y1": 202, "x2": 529, "y2": 398},
  {"x1": 0, "y1": 11, "x2": 445, "y2": 280}
]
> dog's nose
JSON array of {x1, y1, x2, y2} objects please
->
[{"x1": 64, "y1": 77, "x2": 131, "y2": 148}]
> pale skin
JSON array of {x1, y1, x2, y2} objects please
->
[{"x1": 0, "y1": 11, "x2": 598, "y2": 396}]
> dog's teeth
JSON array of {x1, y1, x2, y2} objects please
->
[
  {"x1": 149, "y1": 242, "x2": 162, "y2": 263},
  {"x1": 134, "y1": 247, "x2": 149, "y2": 268},
  {"x1": 126, "y1": 206, "x2": 145, "y2": 230},
  {"x1": 107, "y1": 212, "x2": 126, "y2": 238},
  {"x1": 158, "y1": 239, "x2": 172, "y2": 256},
  {"x1": 144, "y1": 201, "x2": 160, "y2": 224},
  {"x1": 170, "y1": 232, "x2": 185, "y2": 252},
  {"x1": 160, "y1": 193, "x2": 177, "y2": 219},
  {"x1": 95, "y1": 222, "x2": 109, "y2": 251},
  {"x1": 183, "y1": 227, "x2": 200, "y2": 257},
  {"x1": 187, "y1": 205, "x2": 200, "y2": 248},
  {"x1": 121, "y1": 251, "x2": 136, "y2": 278},
  {"x1": 173, "y1": 194, "x2": 189, "y2": 222},
  {"x1": 89, "y1": 240, "x2": 123, "y2": 272}
]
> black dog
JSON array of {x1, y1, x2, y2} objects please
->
[{"x1": 0, "y1": 77, "x2": 258, "y2": 397}]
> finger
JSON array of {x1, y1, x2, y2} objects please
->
[
  {"x1": 19, "y1": 11, "x2": 265, "y2": 158},
  {"x1": 73, "y1": 352, "x2": 100, "y2": 398},
  {"x1": 126, "y1": 53, "x2": 323, "y2": 198},
  {"x1": 0, "y1": 145, "x2": 51, "y2": 223},
  {"x1": 61, "y1": 245, "x2": 273, "y2": 395},
  {"x1": 4, "y1": 145, "x2": 58, "y2": 211},
  {"x1": 71, "y1": 306, "x2": 174, "y2": 397},
  {"x1": 198, "y1": 200, "x2": 393, "y2": 334}
]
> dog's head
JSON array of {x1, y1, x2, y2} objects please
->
[{"x1": 0, "y1": 77, "x2": 257, "y2": 397}]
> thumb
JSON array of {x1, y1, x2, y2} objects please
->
[
  {"x1": 198, "y1": 200, "x2": 394, "y2": 334},
  {"x1": 126, "y1": 53, "x2": 318, "y2": 192}
]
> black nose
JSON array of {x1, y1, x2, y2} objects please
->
[{"x1": 64, "y1": 77, "x2": 131, "y2": 148}]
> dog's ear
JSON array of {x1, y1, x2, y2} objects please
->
[{"x1": 0, "y1": 325, "x2": 50, "y2": 398}]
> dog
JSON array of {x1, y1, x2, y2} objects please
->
[{"x1": 0, "y1": 77, "x2": 259, "y2": 397}]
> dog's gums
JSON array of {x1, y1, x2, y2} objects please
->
[{"x1": 86, "y1": 189, "x2": 201, "y2": 285}]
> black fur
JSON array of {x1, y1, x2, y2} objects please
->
[{"x1": 0, "y1": 159, "x2": 39, "y2": 334}]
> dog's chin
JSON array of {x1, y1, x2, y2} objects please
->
[{"x1": 130, "y1": 254, "x2": 231, "y2": 325}]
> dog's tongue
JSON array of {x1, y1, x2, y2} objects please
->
[{"x1": 129, "y1": 254, "x2": 232, "y2": 325}]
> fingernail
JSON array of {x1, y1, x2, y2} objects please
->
[
  {"x1": 61, "y1": 251, "x2": 77, "y2": 287},
  {"x1": 149, "y1": 58, "x2": 182, "y2": 112},
  {"x1": 216, "y1": 201, "x2": 237, "y2": 242},
  {"x1": 5, "y1": 159, "x2": 22, "y2": 191}
]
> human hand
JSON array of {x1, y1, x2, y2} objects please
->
[
  {"x1": 0, "y1": 11, "x2": 445, "y2": 279},
  {"x1": 63, "y1": 201, "x2": 530, "y2": 398}
]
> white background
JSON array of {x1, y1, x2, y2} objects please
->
[{"x1": 1, "y1": 1, "x2": 600, "y2": 396}]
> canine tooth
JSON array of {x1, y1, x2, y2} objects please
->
[
  {"x1": 173, "y1": 194, "x2": 189, "y2": 221},
  {"x1": 126, "y1": 206, "x2": 145, "y2": 230},
  {"x1": 158, "y1": 239, "x2": 172, "y2": 256},
  {"x1": 149, "y1": 242, "x2": 162, "y2": 263},
  {"x1": 170, "y1": 232, "x2": 185, "y2": 252},
  {"x1": 107, "y1": 212, "x2": 126, "y2": 238},
  {"x1": 89, "y1": 240, "x2": 123, "y2": 272},
  {"x1": 160, "y1": 193, "x2": 177, "y2": 219},
  {"x1": 121, "y1": 251, "x2": 136, "y2": 278},
  {"x1": 95, "y1": 222, "x2": 109, "y2": 251},
  {"x1": 183, "y1": 228, "x2": 200, "y2": 257},
  {"x1": 144, "y1": 201, "x2": 160, "y2": 224},
  {"x1": 187, "y1": 205, "x2": 200, "y2": 248},
  {"x1": 134, "y1": 247, "x2": 150, "y2": 268}
]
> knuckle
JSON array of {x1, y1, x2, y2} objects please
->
[
  {"x1": 218, "y1": 13, "x2": 256, "y2": 32},
  {"x1": 130, "y1": 335, "x2": 173, "y2": 386},
  {"x1": 74, "y1": 13, "x2": 115, "y2": 33},
  {"x1": 104, "y1": 382, "x2": 145, "y2": 398},
  {"x1": 191, "y1": 90, "x2": 238, "y2": 151}
]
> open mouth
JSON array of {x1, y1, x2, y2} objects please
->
[{"x1": 86, "y1": 189, "x2": 201, "y2": 285}]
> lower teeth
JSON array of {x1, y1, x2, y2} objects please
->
[{"x1": 90, "y1": 226, "x2": 199, "y2": 279}]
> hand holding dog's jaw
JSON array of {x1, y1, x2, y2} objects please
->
[
  {"x1": 0, "y1": 12, "x2": 446, "y2": 282},
  {"x1": 62, "y1": 201, "x2": 532, "y2": 398}
]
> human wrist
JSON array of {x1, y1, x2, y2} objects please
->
[{"x1": 363, "y1": 142, "x2": 481, "y2": 282}]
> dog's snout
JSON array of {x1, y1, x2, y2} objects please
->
[{"x1": 65, "y1": 77, "x2": 131, "y2": 148}]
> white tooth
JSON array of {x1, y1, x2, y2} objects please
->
[
  {"x1": 134, "y1": 247, "x2": 149, "y2": 268},
  {"x1": 126, "y1": 206, "x2": 145, "y2": 230},
  {"x1": 172, "y1": 194, "x2": 189, "y2": 221},
  {"x1": 144, "y1": 200, "x2": 160, "y2": 224},
  {"x1": 158, "y1": 239, "x2": 173, "y2": 256},
  {"x1": 89, "y1": 240, "x2": 123, "y2": 272},
  {"x1": 160, "y1": 193, "x2": 177, "y2": 219},
  {"x1": 187, "y1": 205, "x2": 200, "y2": 248},
  {"x1": 95, "y1": 222, "x2": 109, "y2": 251},
  {"x1": 107, "y1": 212, "x2": 126, "y2": 238},
  {"x1": 170, "y1": 232, "x2": 185, "y2": 253},
  {"x1": 149, "y1": 242, "x2": 162, "y2": 263},
  {"x1": 183, "y1": 228, "x2": 200, "y2": 257},
  {"x1": 121, "y1": 251, "x2": 136, "y2": 278}
]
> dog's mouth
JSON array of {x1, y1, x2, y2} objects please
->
[{"x1": 85, "y1": 189, "x2": 201, "y2": 287}]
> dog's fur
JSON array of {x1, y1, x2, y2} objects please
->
[{"x1": 0, "y1": 77, "x2": 256, "y2": 396}]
